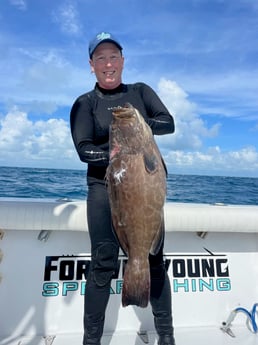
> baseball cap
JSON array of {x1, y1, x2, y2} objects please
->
[{"x1": 89, "y1": 32, "x2": 123, "y2": 58}]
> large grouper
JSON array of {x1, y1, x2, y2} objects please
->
[{"x1": 106, "y1": 103, "x2": 167, "y2": 308}]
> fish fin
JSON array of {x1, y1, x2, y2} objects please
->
[
  {"x1": 143, "y1": 152, "x2": 158, "y2": 174},
  {"x1": 122, "y1": 258, "x2": 150, "y2": 308},
  {"x1": 161, "y1": 156, "x2": 168, "y2": 176},
  {"x1": 118, "y1": 237, "x2": 129, "y2": 256},
  {"x1": 150, "y1": 217, "x2": 165, "y2": 256},
  {"x1": 111, "y1": 223, "x2": 129, "y2": 255}
]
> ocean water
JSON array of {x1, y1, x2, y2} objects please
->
[{"x1": 0, "y1": 166, "x2": 258, "y2": 205}]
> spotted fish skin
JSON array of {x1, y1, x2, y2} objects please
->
[{"x1": 106, "y1": 103, "x2": 166, "y2": 308}]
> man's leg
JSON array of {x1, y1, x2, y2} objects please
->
[
  {"x1": 149, "y1": 245, "x2": 176, "y2": 345},
  {"x1": 83, "y1": 178, "x2": 119, "y2": 345}
]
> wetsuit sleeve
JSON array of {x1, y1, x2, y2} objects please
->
[
  {"x1": 140, "y1": 83, "x2": 175, "y2": 135},
  {"x1": 70, "y1": 95, "x2": 109, "y2": 166}
]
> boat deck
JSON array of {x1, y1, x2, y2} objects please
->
[{"x1": 2, "y1": 327, "x2": 257, "y2": 345}]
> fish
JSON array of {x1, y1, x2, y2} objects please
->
[{"x1": 106, "y1": 103, "x2": 167, "y2": 308}]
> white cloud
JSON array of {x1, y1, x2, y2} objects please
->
[
  {"x1": 0, "y1": 47, "x2": 90, "y2": 110},
  {"x1": 164, "y1": 146, "x2": 258, "y2": 177},
  {"x1": 0, "y1": 78, "x2": 257, "y2": 176},
  {"x1": 177, "y1": 70, "x2": 258, "y2": 120},
  {"x1": 228, "y1": 146, "x2": 258, "y2": 164},
  {"x1": 151, "y1": 78, "x2": 258, "y2": 176},
  {"x1": 0, "y1": 107, "x2": 33, "y2": 152},
  {"x1": 158, "y1": 78, "x2": 197, "y2": 119},
  {"x1": 0, "y1": 107, "x2": 79, "y2": 168},
  {"x1": 52, "y1": 2, "x2": 82, "y2": 36},
  {"x1": 9, "y1": 0, "x2": 27, "y2": 11},
  {"x1": 156, "y1": 78, "x2": 220, "y2": 151},
  {"x1": 0, "y1": 104, "x2": 257, "y2": 176}
]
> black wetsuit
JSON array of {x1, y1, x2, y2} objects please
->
[{"x1": 70, "y1": 82, "x2": 176, "y2": 345}]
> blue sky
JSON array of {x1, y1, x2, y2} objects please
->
[{"x1": 0, "y1": 0, "x2": 258, "y2": 177}]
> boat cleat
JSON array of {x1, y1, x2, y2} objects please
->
[
  {"x1": 137, "y1": 330, "x2": 149, "y2": 343},
  {"x1": 220, "y1": 309, "x2": 237, "y2": 337},
  {"x1": 220, "y1": 322, "x2": 236, "y2": 338},
  {"x1": 43, "y1": 335, "x2": 56, "y2": 345},
  {"x1": 38, "y1": 230, "x2": 52, "y2": 242}
]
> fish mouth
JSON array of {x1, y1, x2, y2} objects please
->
[{"x1": 112, "y1": 103, "x2": 135, "y2": 119}]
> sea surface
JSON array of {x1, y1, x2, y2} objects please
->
[{"x1": 0, "y1": 166, "x2": 258, "y2": 205}]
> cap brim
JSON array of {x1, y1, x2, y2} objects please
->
[{"x1": 90, "y1": 39, "x2": 122, "y2": 58}]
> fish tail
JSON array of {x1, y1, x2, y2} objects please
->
[{"x1": 122, "y1": 259, "x2": 150, "y2": 308}]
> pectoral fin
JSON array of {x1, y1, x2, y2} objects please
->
[
  {"x1": 150, "y1": 217, "x2": 165, "y2": 256},
  {"x1": 143, "y1": 152, "x2": 158, "y2": 174}
]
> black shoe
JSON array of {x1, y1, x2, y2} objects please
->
[{"x1": 158, "y1": 334, "x2": 176, "y2": 345}]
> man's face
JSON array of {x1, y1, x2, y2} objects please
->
[{"x1": 90, "y1": 42, "x2": 124, "y2": 90}]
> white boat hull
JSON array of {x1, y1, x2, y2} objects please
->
[{"x1": 0, "y1": 199, "x2": 258, "y2": 345}]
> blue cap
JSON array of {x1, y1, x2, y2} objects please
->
[{"x1": 89, "y1": 32, "x2": 123, "y2": 58}]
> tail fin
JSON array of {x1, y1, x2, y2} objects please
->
[{"x1": 122, "y1": 259, "x2": 150, "y2": 308}]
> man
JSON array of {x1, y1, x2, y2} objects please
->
[{"x1": 70, "y1": 31, "x2": 176, "y2": 345}]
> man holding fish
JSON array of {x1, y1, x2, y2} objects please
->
[{"x1": 70, "y1": 32, "x2": 176, "y2": 345}]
